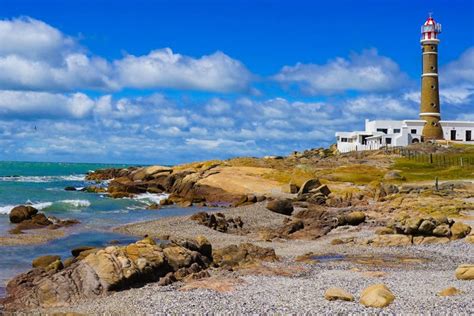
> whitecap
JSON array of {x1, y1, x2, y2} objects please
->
[
  {"x1": 0, "y1": 175, "x2": 85, "y2": 183},
  {"x1": 0, "y1": 202, "x2": 52, "y2": 214},
  {"x1": 132, "y1": 193, "x2": 169, "y2": 205},
  {"x1": 57, "y1": 200, "x2": 91, "y2": 208}
]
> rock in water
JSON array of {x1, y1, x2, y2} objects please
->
[
  {"x1": 455, "y1": 264, "x2": 474, "y2": 280},
  {"x1": 32, "y1": 255, "x2": 61, "y2": 268},
  {"x1": 360, "y1": 284, "x2": 395, "y2": 308},
  {"x1": 324, "y1": 287, "x2": 354, "y2": 301},
  {"x1": 9, "y1": 205, "x2": 38, "y2": 223},
  {"x1": 266, "y1": 199, "x2": 293, "y2": 215}
]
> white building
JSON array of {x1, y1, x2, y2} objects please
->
[{"x1": 336, "y1": 119, "x2": 474, "y2": 153}]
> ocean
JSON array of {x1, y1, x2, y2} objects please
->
[{"x1": 0, "y1": 161, "x2": 199, "y2": 296}]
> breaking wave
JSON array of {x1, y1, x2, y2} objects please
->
[
  {"x1": 0, "y1": 199, "x2": 90, "y2": 215},
  {"x1": 0, "y1": 175, "x2": 85, "y2": 183},
  {"x1": 132, "y1": 193, "x2": 169, "y2": 205},
  {"x1": 0, "y1": 202, "x2": 53, "y2": 215}
]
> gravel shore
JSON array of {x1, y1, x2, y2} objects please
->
[{"x1": 41, "y1": 204, "x2": 473, "y2": 315}]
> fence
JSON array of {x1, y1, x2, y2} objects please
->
[{"x1": 383, "y1": 146, "x2": 474, "y2": 167}]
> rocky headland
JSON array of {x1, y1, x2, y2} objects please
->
[{"x1": 1, "y1": 144, "x2": 474, "y2": 314}]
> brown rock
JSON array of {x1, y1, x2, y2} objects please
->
[
  {"x1": 9, "y1": 205, "x2": 38, "y2": 223},
  {"x1": 32, "y1": 255, "x2": 61, "y2": 269},
  {"x1": 438, "y1": 286, "x2": 461, "y2": 296},
  {"x1": 455, "y1": 264, "x2": 474, "y2": 280},
  {"x1": 367, "y1": 234, "x2": 412, "y2": 247},
  {"x1": 266, "y1": 199, "x2": 293, "y2": 216},
  {"x1": 298, "y1": 179, "x2": 322, "y2": 195},
  {"x1": 432, "y1": 224, "x2": 451, "y2": 237},
  {"x1": 412, "y1": 236, "x2": 450, "y2": 245},
  {"x1": 451, "y1": 222, "x2": 472, "y2": 240},
  {"x1": 71, "y1": 246, "x2": 96, "y2": 257},
  {"x1": 360, "y1": 284, "x2": 395, "y2": 308},
  {"x1": 324, "y1": 287, "x2": 354, "y2": 302},
  {"x1": 212, "y1": 243, "x2": 278, "y2": 268}
]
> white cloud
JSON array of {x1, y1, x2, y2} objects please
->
[
  {"x1": 273, "y1": 49, "x2": 409, "y2": 95},
  {"x1": 442, "y1": 47, "x2": 474, "y2": 86},
  {"x1": 0, "y1": 17, "x2": 252, "y2": 93},
  {"x1": 0, "y1": 90, "x2": 96, "y2": 118},
  {"x1": 115, "y1": 48, "x2": 252, "y2": 92},
  {"x1": 345, "y1": 95, "x2": 417, "y2": 118}
]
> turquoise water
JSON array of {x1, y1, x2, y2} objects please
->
[{"x1": 0, "y1": 161, "x2": 201, "y2": 296}]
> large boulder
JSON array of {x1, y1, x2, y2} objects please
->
[
  {"x1": 266, "y1": 199, "x2": 293, "y2": 216},
  {"x1": 360, "y1": 284, "x2": 395, "y2": 308},
  {"x1": 455, "y1": 264, "x2": 474, "y2": 280},
  {"x1": 451, "y1": 222, "x2": 472, "y2": 240},
  {"x1": 9, "y1": 205, "x2": 38, "y2": 223}
]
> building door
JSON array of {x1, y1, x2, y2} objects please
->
[
  {"x1": 450, "y1": 130, "x2": 456, "y2": 141},
  {"x1": 467, "y1": 131, "x2": 472, "y2": 141}
]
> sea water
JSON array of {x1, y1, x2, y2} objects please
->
[{"x1": 0, "y1": 161, "x2": 200, "y2": 296}]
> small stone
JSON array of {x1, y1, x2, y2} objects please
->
[
  {"x1": 438, "y1": 287, "x2": 461, "y2": 297},
  {"x1": 324, "y1": 287, "x2": 354, "y2": 301}
]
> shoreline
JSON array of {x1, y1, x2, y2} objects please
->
[{"x1": 36, "y1": 202, "x2": 474, "y2": 314}]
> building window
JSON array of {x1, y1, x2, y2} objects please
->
[
  {"x1": 466, "y1": 131, "x2": 472, "y2": 141},
  {"x1": 393, "y1": 129, "x2": 400, "y2": 133},
  {"x1": 341, "y1": 138, "x2": 348, "y2": 143},
  {"x1": 411, "y1": 129, "x2": 417, "y2": 134},
  {"x1": 376, "y1": 128, "x2": 388, "y2": 134}
]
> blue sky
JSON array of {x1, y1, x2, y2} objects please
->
[{"x1": 0, "y1": 0, "x2": 472, "y2": 164}]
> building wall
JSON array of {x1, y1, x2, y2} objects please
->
[{"x1": 336, "y1": 119, "x2": 474, "y2": 153}]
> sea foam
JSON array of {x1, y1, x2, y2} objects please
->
[
  {"x1": 133, "y1": 193, "x2": 169, "y2": 205},
  {"x1": 0, "y1": 175, "x2": 85, "y2": 183}
]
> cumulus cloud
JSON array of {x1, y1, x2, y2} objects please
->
[
  {"x1": 115, "y1": 49, "x2": 252, "y2": 92},
  {"x1": 273, "y1": 49, "x2": 409, "y2": 95},
  {"x1": 0, "y1": 17, "x2": 252, "y2": 93},
  {"x1": 0, "y1": 90, "x2": 96, "y2": 118}
]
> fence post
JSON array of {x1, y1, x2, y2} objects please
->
[
  {"x1": 430, "y1": 154, "x2": 433, "y2": 164},
  {"x1": 460, "y1": 157, "x2": 464, "y2": 167}
]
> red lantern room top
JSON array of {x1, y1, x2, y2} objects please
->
[{"x1": 421, "y1": 15, "x2": 442, "y2": 41}]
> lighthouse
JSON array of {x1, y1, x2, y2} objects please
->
[{"x1": 420, "y1": 15, "x2": 444, "y2": 140}]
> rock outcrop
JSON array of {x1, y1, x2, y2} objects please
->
[
  {"x1": 384, "y1": 215, "x2": 471, "y2": 240},
  {"x1": 212, "y1": 243, "x2": 278, "y2": 268},
  {"x1": 0, "y1": 236, "x2": 212, "y2": 311},
  {"x1": 190, "y1": 212, "x2": 243, "y2": 233},
  {"x1": 88, "y1": 166, "x2": 246, "y2": 206}
]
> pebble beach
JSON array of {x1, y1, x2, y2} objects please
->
[{"x1": 41, "y1": 203, "x2": 474, "y2": 315}]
